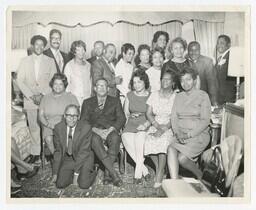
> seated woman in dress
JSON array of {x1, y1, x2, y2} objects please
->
[
  {"x1": 147, "y1": 48, "x2": 165, "y2": 92},
  {"x1": 64, "y1": 40, "x2": 92, "y2": 105},
  {"x1": 167, "y1": 67, "x2": 211, "y2": 179},
  {"x1": 134, "y1": 44, "x2": 152, "y2": 71},
  {"x1": 144, "y1": 70, "x2": 177, "y2": 188},
  {"x1": 39, "y1": 73, "x2": 79, "y2": 155},
  {"x1": 151, "y1": 31, "x2": 169, "y2": 52},
  {"x1": 122, "y1": 69, "x2": 151, "y2": 184}
]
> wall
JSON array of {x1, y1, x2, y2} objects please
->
[{"x1": 224, "y1": 12, "x2": 245, "y2": 47}]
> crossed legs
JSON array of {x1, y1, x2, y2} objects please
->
[{"x1": 122, "y1": 132, "x2": 149, "y2": 179}]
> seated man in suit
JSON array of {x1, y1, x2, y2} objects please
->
[
  {"x1": 43, "y1": 29, "x2": 69, "y2": 73},
  {"x1": 81, "y1": 78, "x2": 126, "y2": 187},
  {"x1": 52, "y1": 104, "x2": 97, "y2": 189},
  {"x1": 187, "y1": 41, "x2": 218, "y2": 106},
  {"x1": 87, "y1": 40, "x2": 105, "y2": 64},
  {"x1": 16, "y1": 35, "x2": 57, "y2": 164},
  {"x1": 91, "y1": 43, "x2": 122, "y2": 97}
]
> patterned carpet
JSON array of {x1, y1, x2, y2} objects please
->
[{"x1": 11, "y1": 158, "x2": 166, "y2": 198}]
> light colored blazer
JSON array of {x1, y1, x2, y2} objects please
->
[{"x1": 16, "y1": 54, "x2": 57, "y2": 109}]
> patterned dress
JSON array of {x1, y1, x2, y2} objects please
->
[{"x1": 144, "y1": 91, "x2": 176, "y2": 155}]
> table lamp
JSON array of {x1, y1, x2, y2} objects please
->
[{"x1": 228, "y1": 46, "x2": 245, "y2": 101}]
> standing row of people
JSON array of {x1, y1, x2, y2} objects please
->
[{"x1": 14, "y1": 28, "x2": 236, "y2": 190}]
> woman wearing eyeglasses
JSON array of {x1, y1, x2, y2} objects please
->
[{"x1": 39, "y1": 73, "x2": 79, "y2": 155}]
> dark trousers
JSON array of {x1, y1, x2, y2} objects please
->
[
  {"x1": 91, "y1": 131, "x2": 121, "y2": 174},
  {"x1": 56, "y1": 151, "x2": 96, "y2": 189}
]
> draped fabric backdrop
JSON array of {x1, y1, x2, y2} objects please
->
[
  {"x1": 193, "y1": 20, "x2": 224, "y2": 61},
  {"x1": 12, "y1": 21, "x2": 182, "y2": 58},
  {"x1": 12, "y1": 18, "x2": 225, "y2": 60}
]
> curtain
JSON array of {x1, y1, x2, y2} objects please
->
[
  {"x1": 12, "y1": 21, "x2": 182, "y2": 58},
  {"x1": 193, "y1": 19, "x2": 224, "y2": 61},
  {"x1": 12, "y1": 23, "x2": 36, "y2": 49}
]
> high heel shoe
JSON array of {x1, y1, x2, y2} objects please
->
[
  {"x1": 111, "y1": 172, "x2": 123, "y2": 187},
  {"x1": 16, "y1": 166, "x2": 39, "y2": 181},
  {"x1": 133, "y1": 178, "x2": 143, "y2": 185}
]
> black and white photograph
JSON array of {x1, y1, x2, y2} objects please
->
[{"x1": 5, "y1": 4, "x2": 251, "y2": 204}]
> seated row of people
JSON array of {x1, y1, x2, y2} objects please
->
[{"x1": 33, "y1": 67, "x2": 210, "y2": 190}]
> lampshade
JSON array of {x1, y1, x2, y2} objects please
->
[{"x1": 228, "y1": 46, "x2": 245, "y2": 77}]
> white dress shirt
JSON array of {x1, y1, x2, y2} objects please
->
[
  {"x1": 32, "y1": 53, "x2": 43, "y2": 82},
  {"x1": 115, "y1": 58, "x2": 134, "y2": 96},
  {"x1": 51, "y1": 48, "x2": 64, "y2": 70},
  {"x1": 66, "y1": 125, "x2": 76, "y2": 147}
]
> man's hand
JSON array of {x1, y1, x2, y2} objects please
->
[
  {"x1": 50, "y1": 174, "x2": 57, "y2": 184},
  {"x1": 73, "y1": 173, "x2": 79, "y2": 185}
]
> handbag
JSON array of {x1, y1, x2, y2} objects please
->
[{"x1": 201, "y1": 146, "x2": 230, "y2": 197}]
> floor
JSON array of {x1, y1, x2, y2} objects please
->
[{"x1": 11, "y1": 158, "x2": 166, "y2": 198}]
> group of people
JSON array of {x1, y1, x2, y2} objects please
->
[{"x1": 13, "y1": 28, "x2": 237, "y2": 190}]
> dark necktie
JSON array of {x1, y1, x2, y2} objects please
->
[{"x1": 67, "y1": 127, "x2": 73, "y2": 155}]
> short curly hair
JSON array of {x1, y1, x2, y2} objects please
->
[
  {"x1": 152, "y1": 31, "x2": 170, "y2": 44},
  {"x1": 134, "y1": 44, "x2": 151, "y2": 67},
  {"x1": 169, "y1": 37, "x2": 187, "y2": 52},
  {"x1": 49, "y1": 73, "x2": 68, "y2": 89},
  {"x1": 129, "y1": 68, "x2": 150, "y2": 90},
  {"x1": 70, "y1": 40, "x2": 86, "y2": 55},
  {"x1": 179, "y1": 66, "x2": 198, "y2": 81},
  {"x1": 30, "y1": 35, "x2": 47, "y2": 47}
]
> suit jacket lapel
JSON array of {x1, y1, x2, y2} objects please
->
[
  {"x1": 102, "y1": 95, "x2": 110, "y2": 113},
  {"x1": 101, "y1": 58, "x2": 115, "y2": 74},
  {"x1": 59, "y1": 121, "x2": 67, "y2": 153},
  {"x1": 72, "y1": 122, "x2": 82, "y2": 150}
]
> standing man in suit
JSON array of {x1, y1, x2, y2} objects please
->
[
  {"x1": 91, "y1": 43, "x2": 122, "y2": 97},
  {"x1": 16, "y1": 35, "x2": 57, "y2": 164},
  {"x1": 43, "y1": 29, "x2": 69, "y2": 73},
  {"x1": 87, "y1": 40, "x2": 105, "y2": 64},
  {"x1": 187, "y1": 41, "x2": 218, "y2": 106},
  {"x1": 52, "y1": 104, "x2": 96, "y2": 189},
  {"x1": 215, "y1": 34, "x2": 236, "y2": 105},
  {"x1": 81, "y1": 78, "x2": 126, "y2": 187}
]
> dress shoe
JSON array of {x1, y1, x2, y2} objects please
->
[
  {"x1": 103, "y1": 170, "x2": 112, "y2": 185},
  {"x1": 11, "y1": 186, "x2": 21, "y2": 195},
  {"x1": 111, "y1": 172, "x2": 123, "y2": 187},
  {"x1": 144, "y1": 173, "x2": 151, "y2": 182},
  {"x1": 28, "y1": 155, "x2": 40, "y2": 164},
  {"x1": 133, "y1": 178, "x2": 143, "y2": 185},
  {"x1": 16, "y1": 166, "x2": 39, "y2": 181}
]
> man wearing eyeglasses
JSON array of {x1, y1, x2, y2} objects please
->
[
  {"x1": 44, "y1": 29, "x2": 69, "y2": 73},
  {"x1": 81, "y1": 78, "x2": 126, "y2": 187},
  {"x1": 51, "y1": 104, "x2": 96, "y2": 189}
]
